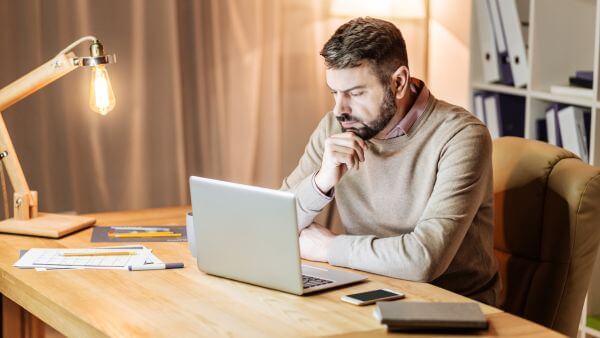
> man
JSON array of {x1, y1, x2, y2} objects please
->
[{"x1": 281, "y1": 17, "x2": 499, "y2": 305}]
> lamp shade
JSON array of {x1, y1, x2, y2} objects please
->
[{"x1": 330, "y1": 0, "x2": 426, "y2": 19}]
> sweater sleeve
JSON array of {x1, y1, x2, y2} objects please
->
[
  {"x1": 281, "y1": 114, "x2": 335, "y2": 229},
  {"x1": 327, "y1": 124, "x2": 492, "y2": 282}
]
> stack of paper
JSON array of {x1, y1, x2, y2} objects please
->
[{"x1": 14, "y1": 245, "x2": 162, "y2": 271}]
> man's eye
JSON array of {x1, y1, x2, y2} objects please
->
[{"x1": 350, "y1": 91, "x2": 364, "y2": 97}]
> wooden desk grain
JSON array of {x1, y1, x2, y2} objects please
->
[{"x1": 0, "y1": 206, "x2": 565, "y2": 337}]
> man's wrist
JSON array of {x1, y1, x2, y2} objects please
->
[
  {"x1": 314, "y1": 170, "x2": 334, "y2": 196},
  {"x1": 324, "y1": 234, "x2": 335, "y2": 259}
]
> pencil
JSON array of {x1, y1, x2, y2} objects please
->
[
  {"x1": 61, "y1": 251, "x2": 138, "y2": 257},
  {"x1": 109, "y1": 226, "x2": 172, "y2": 232}
]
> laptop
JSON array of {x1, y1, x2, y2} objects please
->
[{"x1": 189, "y1": 176, "x2": 367, "y2": 295}]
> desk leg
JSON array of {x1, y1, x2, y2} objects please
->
[{"x1": 2, "y1": 297, "x2": 44, "y2": 338}]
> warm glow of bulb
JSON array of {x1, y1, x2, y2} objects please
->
[{"x1": 89, "y1": 65, "x2": 116, "y2": 115}]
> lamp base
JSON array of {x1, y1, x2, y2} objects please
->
[{"x1": 0, "y1": 212, "x2": 95, "y2": 238}]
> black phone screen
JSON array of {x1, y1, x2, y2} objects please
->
[{"x1": 346, "y1": 289, "x2": 399, "y2": 302}]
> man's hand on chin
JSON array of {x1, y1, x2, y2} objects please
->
[{"x1": 299, "y1": 223, "x2": 336, "y2": 262}]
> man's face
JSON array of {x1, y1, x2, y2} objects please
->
[{"x1": 326, "y1": 63, "x2": 397, "y2": 140}]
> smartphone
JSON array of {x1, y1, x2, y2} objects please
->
[{"x1": 341, "y1": 289, "x2": 405, "y2": 306}]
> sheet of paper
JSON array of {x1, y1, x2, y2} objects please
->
[
  {"x1": 19, "y1": 245, "x2": 163, "y2": 271},
  {"x1": 14, "y1": 247, "x2": 149, "y2": 270}
]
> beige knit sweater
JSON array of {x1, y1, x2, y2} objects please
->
[{"x1": 281, "y1": 94, "x2": 500, "y2": 305}]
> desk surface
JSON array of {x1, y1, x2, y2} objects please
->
[{"x1": 0, "y1": 206, "x2": 564, "y2": 338}]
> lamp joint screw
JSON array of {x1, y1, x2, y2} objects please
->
[
  {"x1": 0, "y1": 151, "x2": 7, "y2": 159},
  {"x1": 15, "y1": 198, "x2": 22, "y2": 207}
]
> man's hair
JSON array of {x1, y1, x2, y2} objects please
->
[{"x1": 320, "y1": 17, "x2": 408, "y2": 86}]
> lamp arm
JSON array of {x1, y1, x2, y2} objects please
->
[
  {"x1": 0, "y1": 37, "x2": 95, "y2": 220},
  {"x1": 0, "y1": 35, "x2": 112, "y2": 221},
  {"x1": 0, "y1": 34, "x2": 116, "y2": 113},
  {"x1": 0, "y1": 51, "x2": 79, "y2": 200},
  {"x1": 0, "y1": 52, "x2": 78, "y2": 112}
]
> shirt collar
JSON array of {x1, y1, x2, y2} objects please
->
[{"x1": 383, "y1": 77, "x2": 429, "y2": 139}]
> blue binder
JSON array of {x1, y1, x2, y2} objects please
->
[{"x1": 486, "y1": 93, "x2": 525, "y2": 137}]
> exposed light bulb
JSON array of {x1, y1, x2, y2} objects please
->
[{"x1": 89, "y1": 65, "x2": 115, "y2": 115}]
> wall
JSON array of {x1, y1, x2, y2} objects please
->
[{"x1": 428, "y1": 0, "x2": 472, "y2": 109}]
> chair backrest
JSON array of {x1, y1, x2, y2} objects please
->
[{"x1": 493, "y1": 137, "x2": 600, "y2": 337}]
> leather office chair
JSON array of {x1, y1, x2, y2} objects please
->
[{"x1": 493, "y1": 136, "x2": 600, "y2": 337}]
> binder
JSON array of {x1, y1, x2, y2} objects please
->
[
  {"x1": 545, "y1": 103, "x2": 565, "y2": 147},
  {"x1": 473, "y1": 92, "x2": 487, "y2": 123},
  {"x1": 483, "y1": 95, "x2": 501, "y2": 139},
  {"x1": 474, "y1": 0, "x2": 501, "y2": 83},
  {"x1": 497, "y1": 0, "x2": 529, "y2": 88},
  {"x1": 536, "y1": 118, "x2": 547, "y2": 142},
  {"x1": 487, "y1": 0, "x2": 513, "y2": 85},
  {"x1": 557, "y1": 106, "x2": 590, "y2": 162},
  {"x1": 483, "y1": 93, "x2": 525, "y2": 139}
]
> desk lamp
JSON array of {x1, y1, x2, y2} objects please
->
[{"x1": 0, "y1": 36, "x2": 116, "y2": 238}]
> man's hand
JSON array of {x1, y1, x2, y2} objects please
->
[
  {"x1": 299, "y1": 223, "x2": 336, "y2": 262},
  {"x1": 315, "y1": 132, "x2": 367, "y2": 194}
]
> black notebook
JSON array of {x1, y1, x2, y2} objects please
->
[{"x1": 373, "y1": 302, "x2": 489, "y2": 332}]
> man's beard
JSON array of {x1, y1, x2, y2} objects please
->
[{"x1": 336, "y1": 88, "x2": 397, "y2": 140}]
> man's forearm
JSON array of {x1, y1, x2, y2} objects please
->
[
  {"x1": 287, "y1": 172, "x2": 333, "y2": 229},
  {"x1": 326, "y1": 218, "x2": 463, "y2": 282}
]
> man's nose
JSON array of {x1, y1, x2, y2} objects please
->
[{"x1": 333, "y1": 94, "x2": 351, "y2": 116}]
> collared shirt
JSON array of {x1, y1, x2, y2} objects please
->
[{"x1": 382, "y1": 77, "x2": 430, "y2": 139}]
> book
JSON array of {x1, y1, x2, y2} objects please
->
[
  {"x1": 569, "y1": 76, "x2": 593, "y2": 89},
  {"x1": 575, "y1": 71, "x2": 593, "y2": 82},
  {"x1": 374, "y1": 302, "x2": 488, "y2": 332},
  {"x1": 550, "y1": 85, "x2": 593, "y2": 98}
]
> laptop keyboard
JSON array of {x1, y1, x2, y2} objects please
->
[{"x1": 302, "y1": 275, "x2": 333, "y2": 289}]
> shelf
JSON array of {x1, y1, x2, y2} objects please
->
[
  {"x1": 470, "y1": 1, "x2": 600, "y2": 334},
  {"x1": 529, "y1": 90, "x2": 595, "y2": 108},
  {"x1": 471, "y1": 82, "x2": 528, "y2": 96}
]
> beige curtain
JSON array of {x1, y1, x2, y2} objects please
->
[
  {"x1": 0, "y1": 0, "x2": 426, "y2": 216},
  {"x1": 0, "y1": 0, "x2": 333, "y2": 216}
]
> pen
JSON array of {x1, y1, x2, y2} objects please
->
[
  {"x1": 128, "y1": 263, "x2": 184, "y2": 271},
  {"x1": 108, "y1": 232, "x2": 182, "y2": 238},
  {"x1": 109, "y1": 226, "x2": 171, "y2": 232},
  {"x1": 61, "y1": 251, "x2": 138, "y2": 257}
]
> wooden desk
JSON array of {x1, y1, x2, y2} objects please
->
[{"x1": 0, "y1": 206, "x2": 564, "y2": 337}]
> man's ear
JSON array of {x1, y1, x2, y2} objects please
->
[{"x1": 391, "y1": 66, "x2": 410, "y2": 100}]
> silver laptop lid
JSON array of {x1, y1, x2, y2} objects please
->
[{"x1": 189, "y1": 176, "x2": 304, "y2": 295}]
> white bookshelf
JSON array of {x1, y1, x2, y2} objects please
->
[{"x1": 469, "y1": 0, "x2": 600, "y2": 337}]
